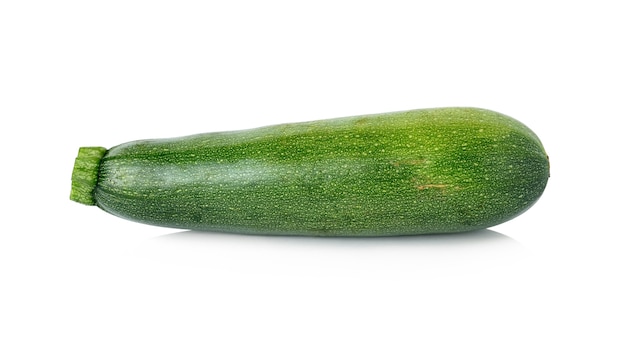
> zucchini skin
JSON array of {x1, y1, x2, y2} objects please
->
[{"x1": 84, "y1": 107, "x2": 549, "y2": 236}]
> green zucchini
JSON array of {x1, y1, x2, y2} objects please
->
[{"x1": 70, "y1": 107, "x2": 549, "y2": 236}]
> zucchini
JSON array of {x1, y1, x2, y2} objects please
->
[{"x1": 70, "y1": 107, "x2": 549, "y2": 236}]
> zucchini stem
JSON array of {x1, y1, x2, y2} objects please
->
[{"x1": 70, "y1": 146, "x2": 107, "y2": 205}]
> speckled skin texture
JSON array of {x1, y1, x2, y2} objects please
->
[{"x1": 93, "y1": 107, "x2": 549, "y2": 236}]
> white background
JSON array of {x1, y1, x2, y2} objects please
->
[{"x1": 1, "y1": 1, "x2": 624, "y2": 355}]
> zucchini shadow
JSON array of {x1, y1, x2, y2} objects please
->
[
  {"x1": 134, "y1": 228, "x2": 525, "y2": 278},
  {"x1": 152, "y1": 228, "x2": 518, "y2": 247}
]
